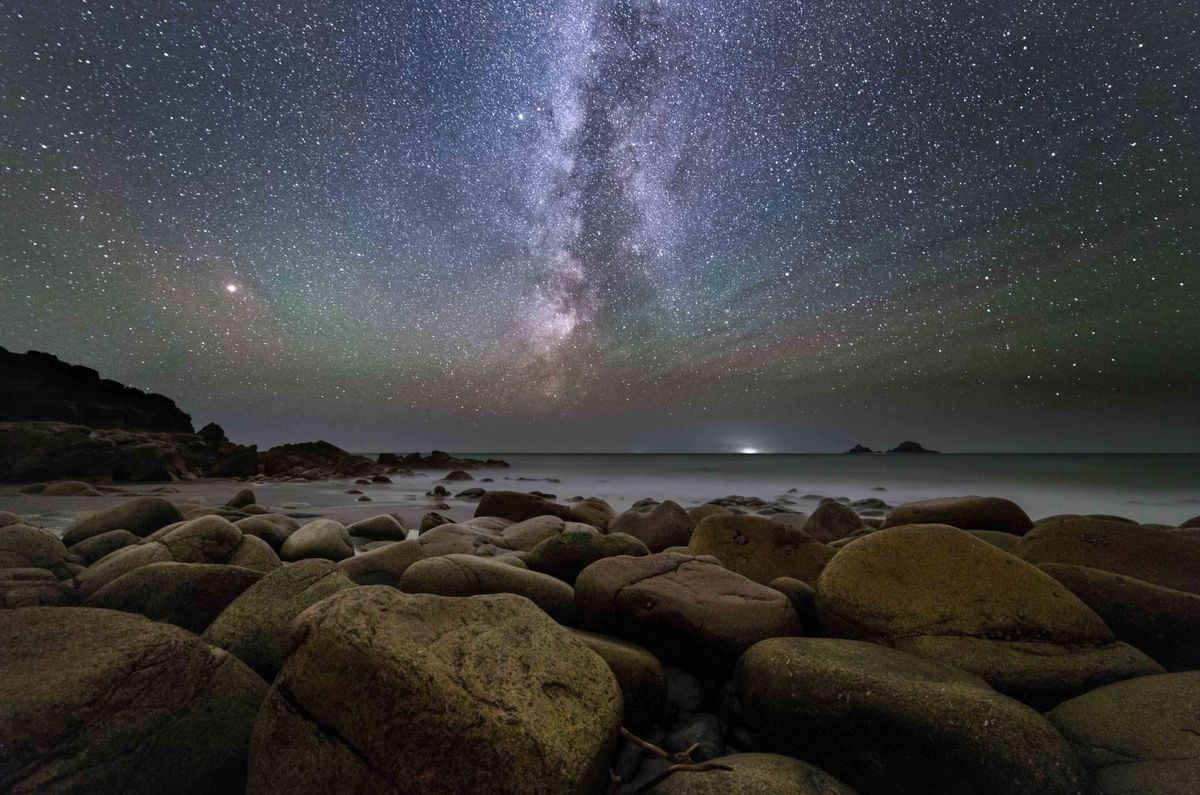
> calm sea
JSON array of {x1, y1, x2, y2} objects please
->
[{"x1": 363, "y1": 453, "x2": 1200, "y2": 526}]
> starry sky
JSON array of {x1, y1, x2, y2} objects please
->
[{"x1": 1, "y1": 0, "x2": 1197, "y2": 452}]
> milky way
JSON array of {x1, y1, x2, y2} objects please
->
[{"x1": 0, "y1": 0, "x2": 1197, "y2": 451}]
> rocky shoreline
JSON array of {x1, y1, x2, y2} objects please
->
[{"x1": 3, "y1": 486, "x2": 1200, "y2": 794}]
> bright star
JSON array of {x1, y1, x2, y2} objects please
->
[{"x1": 225, "y1": 284, "x2": 238, "y2": 293}]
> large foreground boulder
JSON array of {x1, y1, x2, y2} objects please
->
[
  {"x1": 609, "y1": 501, "x2": 695, "y2": 552},
  {"x1": 0, "y1": 607, "x2": 266, "y2": 794},
  {"x1": 83, "y1": 562, "x2": 264, "y2": 634},
  {"x1": 687, "y1": 514, "x2": 833, "y2": 586},
  {"x1": 1017, "y1": 517, "x2": 1200, "y2": 595},
  {"x1": 62, "y1": 496, "x2": 183, "y2": 545},
  {"x1": 1047, "y1": 672, "x2": 1200, "y2": 795},
  {"x1": 736, "y1": 637, "x2": 1097, "y2": 795},
  {"x1": 247, "y1": 588, "x2": 622, "y2": 794},
  {"x1": 575, "y1": 553, "x2": 802, "y2": 667},
  {"x1": 882, "y1": 495, "x2": 1033, "y2": 534},
  {"x1": 816, "y1": 524, "x2": 1161, "y2": 706},
  {"x1": 203, "y1": 559, "x2": 357, "y2": 680}
]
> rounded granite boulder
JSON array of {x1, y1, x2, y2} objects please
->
[
  {"x1": 881, "y1": 495, "x2": 1033, "y2": 535},
  {"x1": 735, "y1": 637, "x2": 1097, "y2": 795},
  {"x1": 0, "y1": 606, "x2": 267, "y2": 795},
  {"x1": 66, "y1": 528, "x2": 140, "y2": 565},
  {"x1": 337, "y1": 538, "x2": 423, "y2": 587},
  {"x1": 246, "y1": 588, "x2": 622, "y2": 794},
  {"x1": 279, "y1": 518, "x2": 354, "y2": 562},
  {"x1": 61, "y1": 496, "x2": 184, "y2": 545},
  {"x1": 575, "y1": 552, "x2": 803, "y2": 667},
  {"x1": 0, "y1": 523, "x2": 78, "y2": 579},
  {"x1": 816, "y1": 524, "x2": 1162, "y2": 707},
  {"x1": 527, "y1": 527, "x2": 649, "y2": 584},
  {"x1": 83, "y1": 561, "x2": 264, "y2": 634},
  {"x1": 1047, "y1": 671, "x2": 1200, "y2": 795},
  {"x1": 345, "y1": 513, "x2": 408, "y2": 542},
  {"x1": 801, "y1": 500, "x2": 864, "y2": 543},
  {"x1": 1039, "y1": 561, "x2": 1200, "y2": 672},
  {"x1": 203, "y1": 559, "x2": 357, "y2": 680},
  {"x1": 608, "y1": 500, "x2": 696, "y2": 552},
  {"x1": 400, "y1": 553, "x2": 575, "y2": 620},
  {"x1": 687, "y1": 514, "x2": 834, "y2": 586},
  {"x1": 1016, "y1": 516, "x2": 1200, "y2": 595}
]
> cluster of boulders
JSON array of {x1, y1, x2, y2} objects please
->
[
  {"x1": 2, "y1": 490, "x2": 1200, "y2": 794},
  {"x1": 378, "y1": 449, "x2": 510, "y2": 469}
]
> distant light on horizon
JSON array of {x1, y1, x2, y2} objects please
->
[{"x1": 739, "y1": 447, "x2": 759, "y2": 454}]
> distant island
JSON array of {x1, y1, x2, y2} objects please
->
[{"x1": 846, "y1": 441, "x2": 940, "y2": 454}]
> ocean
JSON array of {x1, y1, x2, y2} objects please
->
[{"x1": 373, "y1": 453, "x2": 1200, "y2": 526}]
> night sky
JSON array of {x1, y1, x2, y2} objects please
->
[{"x1": 1, "y1": 0, "x2": 1197, "y2": 452}]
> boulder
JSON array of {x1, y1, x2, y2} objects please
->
[
  {"x1": 1017, "y1": 517, "x2": 1200, "y2": 595},
  {"x1": 609, "y1": 500, "x2": 695, "y2": 552},
  {"x1": 501, "y1": 514, "x2": 568, "y2": 551},
  {"x1": 40, "y1": 480, "x2": 102, "y2": 496},
  {"x1": 801, "y1": 500, "x2": 864, "y2": 543},
  {"x1": 337, "y1": 539, "x2": 423, "y2": 587},
  {"x1": 0, "y1": 576, "x2": 77, "y2": 608},
  {"x1": 570, "y1": 629, "x2": 666, "y2": 730},
  {"x1": 646, "y1": 753, "x2": 856, "y2": 795},
  {"x1": 687, "y1": 514, "x2": 833, "y2": 586},
  {"x1": 83, "y1": 561, "x2": 263, "y2": 634},
  {"x1": 229, "y1": 534, "x2": 282, "y2": 572},
  {"x1": 74, "y1": 515, "x2": 246, "y2": 599},
  {"x1": 279, "y1": 519, "x2": 353, "y2": 562},
  {"x1": 234, "y1": 514, "x2": 298, "y2": 550},
  {"x1": 246, "y1": 588, "x2": 621, "y2": 794},
  {"x1": 736, "y1": 637, "x2": 1096, "y2": 795},
  {"x1": 688, "y1": 503, "x2": 732, "y2": 524},
  {"x1": 345, "y1": 514, "x2": 407, "y2": 542},
  {"x1": 401, "y1": 553, "x2": 575, "y2": 620},
  {"x1": 528, "y1": 528, "x2": 649, "y2": 584},
  {"x1": 419, "y1": 511, "x2": 453, "y2": 533},
  {"x1": 226, "y1": 488, "x2": 256, "y2": 508},
  {"x1": 816, "y1": 524, "x2": 1161, "y2": 706},
  {"x1": 0, "y1": 607, "x2": 266, "y2": 794},
  {"x1": 474, "y1": 490, "x2": 576, "y2": 523},
  {"x1": 203, "y1": 559, "x2": 357, "y2": 680},
  {"x1": 969, "y1": 528, "x2": 1023, "y2": 553},
  {"x1": 1040, "y1": 562, "x2": 1200, "y2": 671},
  {"x1": 417, "y1": 522, "x2": 515, "y2": 557},
  {"x1": 881, "y1": 495, "x2": 1033, "y2": 535},
  {"x1": 66, "y1": 528, "x2": 139, "y2": 565},
  {"x1": 0, "y1": 523, "x2": 77, "y2": 579},
  {"x1": 767, "y1": 576, "x2": 817, "y2": 630},
  {"x1": 62, "y1": 496, "x2": 183, "y2": 545},
  {"x1": 570, "y1": 497, "x2": 617, "y2": 529},
  {"x1": 1047, "y1": 672, "x2": 1200, "y2": 795},
  {"x1": 575, "y1": 553, "x2": 803, "y2": 667}
]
